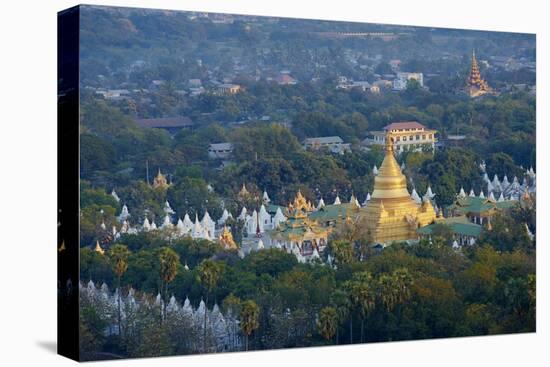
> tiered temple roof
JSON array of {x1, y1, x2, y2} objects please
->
[{"x1": 466, "y1": 50, "x2": 492, "y2": 97}]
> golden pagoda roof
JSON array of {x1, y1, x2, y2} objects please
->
[
  {"x1": 153, "y1": 168, "x2": 169, "y2": 189},
  {"x1": 287, "y1": 190, "x2": 313, "y2": 214},
  {"x1": 370, "y1": 134, "x2": 410, "y2": 200},
  {"x1": 466, "y1": 50, "x2": 492, "y2": 97},
  {"x1": 238, "y1": 183, "x2": 249, "y2": 197}
]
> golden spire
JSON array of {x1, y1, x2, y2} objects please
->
[
  {"x1": 94, "y1": 240, "x2": 105, "y2": 255},
  {"x1": 371, "y1": 133, "x2": 410, "y2": 200},
  {"x1": 153, "y1": 168, "x2": 169, "y2": 189},
  {"x1": 219, "y1": 225, "x2": 237, "y2": 249},
  {"x1": 238, "y1": 183, "x2": 249, "y2": 197},
  {"x1": 467, "y1": 49, "x2": 491, "y2": 96}
]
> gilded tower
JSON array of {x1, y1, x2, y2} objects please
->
[
  {"x1": 152, "y1": 168, "x2": 170, "y2": 190},
  {"x1": 362, "y1": 132, "x2": 436, "y2": 243},
  {"x1": 466, "y1": 50, "x2": 491, "y2": 97}
]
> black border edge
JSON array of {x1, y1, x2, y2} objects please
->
[{"x1": 57, "y1": 4, "x2": 80, "y2": 362}]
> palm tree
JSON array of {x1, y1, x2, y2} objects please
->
[
  {"x1": 240, "y1": 300, "x2": 260, "y2": 351},
  {"x1": 345, "y1": 272, "x2": 376, "y2": 343},
  {"x1": 330, "y1": 289, "x2": 350, "y2": 345},
  {"x1": 158, "y1": 247, "x2": 180, "y2": 322},
  {"x1": 378, "y1": 268, "x2": 413, "y2": 312},
  {"x1": 317, "y1": 307, "x2": 338, "y2": 343},
  {"x1": 196, "y1": 259, "x2": 222, "y2": 353},
  {"x1": 108, "y1": 244, "x2": 131, "y2": 336},
  {"x1": 392, "y1": 268, "x2": 413, "y2": 305}
]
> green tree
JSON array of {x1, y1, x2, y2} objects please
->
[
  {"x1": 317, "y1": 307, "x2": 338, "y2": 343},
  {"x1": 108, "y1": 244, "x2": 131, "y2": 336},
  {"x1": 329, "y1": 240, "x2": 354, "y2": 266},
  {"x1": 196, "y1": 259, "x2": 222, "y2": 352},
  {"x1": 158, "y1": 247, "x2": 180, "y2": 322},
  {"x1": 240, "y1": 300, "x2": 260, "y2": 351}
]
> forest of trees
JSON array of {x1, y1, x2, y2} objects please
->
[{"x1": 79, "y1": 201, "x2": 535, "y2": 358}]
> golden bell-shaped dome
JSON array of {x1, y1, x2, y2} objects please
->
[{"x1": 371, "y1": 136, "x2": 410, "y2": 200}]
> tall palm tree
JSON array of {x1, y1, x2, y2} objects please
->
[
  {"x1": 345, "y1": 272, "x2": 376, "y2": 343},
  {"x1": 240, "y1": 300, "x2": 260, "y2": 351},
  {"x1": 317, "y1": 307, "x2": 338, "y2": 343},
  {"x1": 108, "y1": 244, "x2": 131, "y2": 336},
  {"x1": 392, "y1": 268, "x2": 413, "y2": 305},
  {"x1": 330, "y1": 289, "x2": 350, "y2": 345},
  {"x1": 158, "y1": 247, "x2": 180, "y2": 322},
  {"x1": 196, "y1": 259, "x2": 222, "y2": 353},
  {"x1": 378, "y1": 268, "x2": 414, "y2": 312}
]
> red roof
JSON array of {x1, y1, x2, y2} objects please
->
[{"x1": 384, "y1": 121, "x2": 426, "y2": 131}]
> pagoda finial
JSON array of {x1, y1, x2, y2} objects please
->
[{"x1": 385, "y1": 131, "x2": 394, "y2": 153}]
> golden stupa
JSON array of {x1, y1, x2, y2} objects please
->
[
  {"x1": 219, "y1": 225, "x2": 238, "y2": 249},
  {"x1": 362, "y1": 133, "x2": 436, "y2": 243},
  {"x1": 153, "y1": 168, "x2": 170, "y2": 189}
]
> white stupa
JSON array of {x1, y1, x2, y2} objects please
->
[
  {"x1": 469, "y1": 188, "x2": 476, "y2": 197},
  {"x1": 372, "y1": 165, "x2": 379, "y2": 175},
  {"x1": 262, "y1": 190, "x2": 271, "y2": 204},
  {"x1": 362, "y1": 193, "x2": 371, "y2": 206},
  {"x1": 217, "y1": 209, "x2": 232, "y2": 226},
  {"x1": 425, "y1": 186, "x2": 435, "y2": 199},
  {"x1": 143, "y1": 217, "x2": 151, "y2": 231},
  {"x1": 201, "y1": 210, "x2": 216, "y2": 238},
  {"x1": 458, "y1": 187, "x2": 466, "y2": 198},
  {"x1": 317, "y1": 197, "x2": 326, "y2": 209},
  {"x1": 238, "y1": 207, "x2": 247, "y2": 221},
  {"x1": 163, "y1": 200, "x2": 175, "y2": 215},
  {"x1": 161, "y1": 214, "x2": 173, "y2": 229},
  {"x1": 259, "y1": 205, "x2": 271, "y2": 229},
  {"x1": 111, "y1": 189, "x2": 120, "y2": 202},
  {"x1": 118, "y1": 204, "x2": 130, "y2": 222},
  {"x1": 411, "y1": 189, "x2": 422, "y2": 204},
  {"x1": 333, "y1": 195, "x2": 341, "y2": 205},
  {"x1": 273, "y1": 207, "x2": 287, "y2": 229}
]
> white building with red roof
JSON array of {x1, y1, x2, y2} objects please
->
[{"x1": 363, "y1": 121, "x2": 437, "y2": 154}]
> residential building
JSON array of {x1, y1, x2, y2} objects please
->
[
  {"x1": 363, "y1": 121, "x2": 437, "y2": 154},
  {"x1": 303, "y1": 136, "x2": 350, "y2": 154},
  {"x1": 393, "y1": 72, "x2": 424, "y2": 90},
  {"x1": 217, "y1": 83, "x2": 242, "y2": 94},
  {"x1": 208, "y1": 142, "x2": 234, "y2": 159},
  {"x1": 136, "y1": 116, "x2": 194, "y2": 135}
]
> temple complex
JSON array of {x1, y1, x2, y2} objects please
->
[
  {"x1": 361, "y1": 132, "x2": 436, "y2": 243},
  {"x1": 97, "y1": 129, "x2": 535, "y2": 259},
  {"x1": 271, "y1": 192, "x2": 329, "y2": 258},
  {"x1": 466, "y1": 50, "x2": 492, "y2": 97}
]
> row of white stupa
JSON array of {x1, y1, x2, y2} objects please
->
[
  {"x1": 80, "y1": 280, "x2": 241, "y2": 352},
  {"x1": 109, "y1": 181, "x2": 441, "y2": 237},
  {"x1": 109, "y1": 185, "x2": 438, "y2": 241}
]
